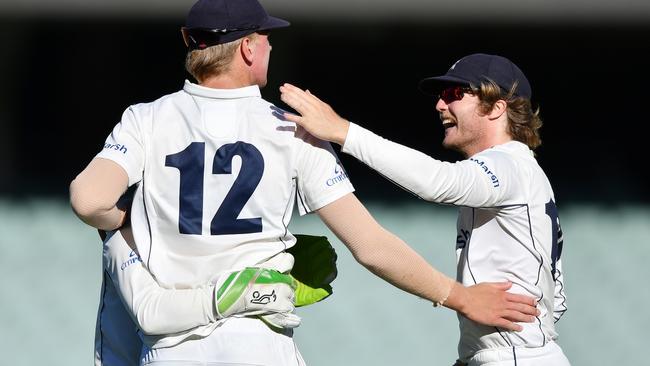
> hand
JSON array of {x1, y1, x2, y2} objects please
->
[
  {"x1": 288, "y1": 234, "x2": 337, "y2": 307},
  {"x1": 214, "y1": 267, "x2": 300, "y2": 328},
  {"x1": 279, "y1": 83, "x2": 350, "y2": 145},
  {"x1": 445, "y1": 282, "x2": 539, "y2": 332}
]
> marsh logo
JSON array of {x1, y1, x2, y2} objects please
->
[
  {"x1": 120, "y1": 250, "x2": 142, "y2": 271},
  {"x1": 456, "y1": 229, "x2": 471, "y2": 249},
  {"x1": 326, "y1": 162, "x2": 349, "y2": 186},
  {"x1": 470, "y1": 158, "x2": 500, "y2": 187},
  {"x1": 104, "y1": 143, "x2": 128, "y2": 154}
]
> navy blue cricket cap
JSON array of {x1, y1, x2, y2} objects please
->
[
  {"x1": 183, "y1": 0, "x2": 290, "y2": 50},
  {"x1": 419, "y1": 53, "x2": 532, "y2": 99}
]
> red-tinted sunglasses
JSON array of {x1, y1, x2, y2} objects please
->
[{"x1": 438, "y1": 86, "x2": 474, "y2": 104}]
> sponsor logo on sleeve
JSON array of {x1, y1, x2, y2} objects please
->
[
  {"x1": 469, "y1": 158, "x2": 500, "y2": 187},
  {"x1": 456, "y1": 229, "x2": 471, "y2": 249},
  {"x1": 104, "y1": 143, "x2": 128, "y2": 154},
  {"x1": 326, "y1": 162, "x2": 349, "y2": 187},
  {"x1": 120, "y1": 250, "x2": 143, "y2": 271}
]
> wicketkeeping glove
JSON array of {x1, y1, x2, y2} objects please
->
[
  {"x1": 288, "y1": 234, "x2": 338, "y2": 307},
  {"x1": 214, "y1": 267, "x2": 300, "y2": 328}
]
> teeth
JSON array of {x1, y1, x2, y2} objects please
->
[{"x1": 442, "y1": 119, "x2": 456, "y2": 127}]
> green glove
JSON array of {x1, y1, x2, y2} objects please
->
[
  {"x1": 214, "y1": 267, "x2": 299, "y2": 328},
  {"x1": 287, "y1": 235, "x2": 337, "y2": 307}
]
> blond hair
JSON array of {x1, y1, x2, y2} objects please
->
[{"x1": 185, "y1": 33, "x2": 259, "y2": 82}]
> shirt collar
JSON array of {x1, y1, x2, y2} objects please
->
[
  {"x1": 500, "y1": 140, "x2": 534, "y2": 156},
  {"x1": 183, "y1": 80, "x2": 261, "y2": 99}
]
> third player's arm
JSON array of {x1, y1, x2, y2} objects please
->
[
  {"x1": 104, "y1": 226, "x2": 217, "y2": 335},
  {"x1": 316, "y1": 193, "x2": 539, "y2": 331},
  {"x1": 280, "y1": 83, "x2": 504, "y2": 207}
]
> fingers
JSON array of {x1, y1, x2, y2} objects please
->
[
  {"x1": 504, "y1": 291, "x2": 537, "y2": 306},
  {"x1": 495, "y1": 319, "x2": 524, "y2": 332},
  {"x1": 282, "y1": 112, "x2": 302, "y2": 124},
  {"x1": 280, "y1": 84, "x2": 311, "y2": 112},
  {"x1": 488, "y1": 281, "x2": 513, "y2": 291},
  {"x1": 279, "y1": 83, "x2": 323, "y2": 114},
  {"x1": 501, "y1": 309, "x2": 536, "y2": 323},
  {"x1": 506, "y1": 300, "x2": 540, "y2": 317}
]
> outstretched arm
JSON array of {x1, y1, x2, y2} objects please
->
[{"x1": 316, "y1": 193, "x2": 539, "y2": 331}]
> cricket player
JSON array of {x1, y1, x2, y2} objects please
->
[
  {"x1": 279, "y1": 54, "x2": 570, "y2": 365},
  {"x1": 70, "y1": 0, "x2": 541, "y2": 363}
]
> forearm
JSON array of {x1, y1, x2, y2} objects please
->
[
  {"x1": 342, "y1": 123, "x2": 490, "y2": 205},
  {"x1": 70, "y1": 158, "x2": 129, "y2": 230},
  {"x1": 317, "y1": 194, "x2": 455, "y2": 305}
]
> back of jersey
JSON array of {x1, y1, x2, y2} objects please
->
[{"x1": 99, "y1": 81, "x2": 354, "y2": 290}]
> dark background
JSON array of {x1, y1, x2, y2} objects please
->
[{"x1": 1, "y1": 16, "x2": 647, "y2": 205}]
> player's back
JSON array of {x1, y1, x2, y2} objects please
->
[{"x1": 124, "y1": 82, "x2": 347, "y2": 288}]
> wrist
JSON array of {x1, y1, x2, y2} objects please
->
[
  {"x1": 334, "y1": 119, "x2": 350, "y2": 146},
  {"x1": 442, "y1": 282, "x2": 468, "y2": 314}
]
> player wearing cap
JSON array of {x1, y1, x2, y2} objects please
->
[
  {"x1": 71, "y1": 0, "x2": 542, "y2": 362},
  {"x1": 280, "y1": 54, "x2": 570, "y2": 365}
]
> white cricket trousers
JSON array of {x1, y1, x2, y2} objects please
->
[
  {"x1": 466, "y1": 341, "x2": 570, "y2": 366},
  {"x1": 140, "y1": 317, "x2": 306, "y2": 366}
]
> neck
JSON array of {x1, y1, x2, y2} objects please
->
[
  {"x1": 199, "y1": 59, "x2": 256, "y2": 89},
  {"x1": 463, "y1": 135, "x2": 512, "y2": 158}
]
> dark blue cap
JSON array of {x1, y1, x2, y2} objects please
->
[
  {"x1": 419, "y1": 53, "x2": 532, "y2": 99},
  {"x1": 184, "y1": 0, "x2": 289, "y2": 48}
]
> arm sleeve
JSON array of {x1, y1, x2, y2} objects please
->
[
  {"x1": 295, "y1": 128, "x2": 354, "y2": 215},
  {"x1": 69, "y1": 158, "x2": 129, "y2": 230},
  {"x1": 70, "y1": 106, "x2": 146, "y2": 230},
  {"x1": 95, "y1": 106, "x2": 146, "y2": 187},
  {"x1": 103, "y1": 225, "x2": 216, "y2": 335},
  {"x1": 553, "y1": 224, "x2": 568, "y2": 323},
  {"x1": 342, "y1": 123, "x2": 513, "y2": 207},
  {"x1": 316, "y1": 193, "x2": 456, "y2": 304}
]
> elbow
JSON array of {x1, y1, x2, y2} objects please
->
[
  {"x1": 69, "y1": 178, "x2": 116, "y2": 228},
  {"x1": 133, "y1": 301, "x2": 168, "y2": 335},
  {"x1": 136, "y1": 317, "x2": 166, "y2": 336},
  {"x1": 69, "y1": 179, "x2": 98, "y2": 221},
  {"x1": 69, "y1": 178, "x2": 89, "y2": 218},
  {"x1": 352, "y1": 250, "x2": 383, "y2": 275}
]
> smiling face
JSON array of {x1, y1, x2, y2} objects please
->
[{"x1": 435, "y1": 86, "x2": 489, "y2": 157}]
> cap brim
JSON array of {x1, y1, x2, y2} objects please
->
[
  {"x1": 259, "y1": 16, "x2": 290, "y2": 31},
  {"x1": 418, "y1": 75, "x2": 471, "y2": 95}
]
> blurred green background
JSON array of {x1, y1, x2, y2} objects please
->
[
  {"x1": 1, "y1": 0, "x2": 649, "y2": 364},
  {"x1": 1, "y1": 200, "x2": 648, "y2": 365}
]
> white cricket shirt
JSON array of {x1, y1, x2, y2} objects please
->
[
  {"x1": 343, "y1": 123, "x2": 567, "y2": 361},
  {"x1": 96, "y1": 81, "x2": 354, "y2": 347}
]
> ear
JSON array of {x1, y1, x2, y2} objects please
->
[
  {"x1": 487, "y1": 99, "x2": 507, "y2": 120},
  {"x1": 240, "y1": 37, "x2": 256, "y2": 65}
]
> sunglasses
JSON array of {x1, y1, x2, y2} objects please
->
[
  {"x1": 181, "y1": 26, "x2": 259, "y2": 50},
  {"x1": 438, "y1": 86, "x2": 474, "y2": 104}
]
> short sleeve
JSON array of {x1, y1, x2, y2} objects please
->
[
  {"x1": 295, "y1": 132, "x2": 354, "y2": 215},
  {"x1": 96, "y1": 106, "x2": 146, "y2": 186}
]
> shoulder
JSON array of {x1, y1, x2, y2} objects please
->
[
  {"x1": 123, "y1": 89, "x2": 186, "y2": 120},
  {"x1": 473, "y1": 141, "x2": 534, "y2": 169}
]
